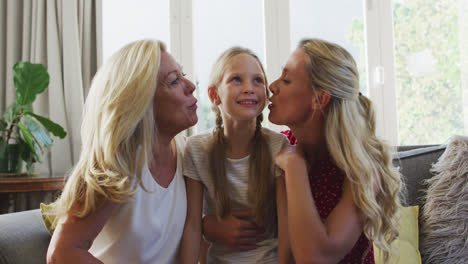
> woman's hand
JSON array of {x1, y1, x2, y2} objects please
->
[
  {"x1": 277, "y1": 144, "x2": 366, "y2": 263},
  {"x1": 274, "y1": 144, "x2": 307, "y2": 176},
  {"x1": 202, "y1": 210, "x2": 265, "y2": 251}
]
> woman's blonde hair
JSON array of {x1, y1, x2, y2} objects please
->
[
  {"x1": 49, "y1": 39, "x2": 166, "y2": 223},
  {"x1": 208, "y1": 47, "x2": 277, "y2": 236},
  {"x1": 298, "y1": 38, "x2": 402, "y2": 261}
]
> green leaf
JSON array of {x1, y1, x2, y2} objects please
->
[
  {"x1": 24, "y1": 111, "x2": 67, "y2": 139},
  {"x1": 0, "y1": 119, "x2": 7, "y2": 131},
  {"x1": 13, "y1": 62, "x2": 50, "y2": 106},
  {"x1": 17, "y1": 122, "x2": 41, "y2": 162},
  {"x1": 4, "y1": 103, "x2": 21, "y2": 123},
  {"x1": 22, "y1": 104, "x2": 33, "y2": 112},
  {"x1": 19, "y1": 139, "x2": 35, "y2": 163},
  {"x1": 24, "y1": 117, "x2": 53, "y2": 148},
  {"x1": 18, "y1": 138, "x2": 35, "y2": 174}
]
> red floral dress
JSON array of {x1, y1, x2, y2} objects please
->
[{"x1": 282, "y1": 130, "x2": 374, "y2": 264}]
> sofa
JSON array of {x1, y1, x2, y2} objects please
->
[{"x1": 0, "y1": 145, "x2": 447, "y2": 264}]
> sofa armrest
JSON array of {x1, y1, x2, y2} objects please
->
[{"x1": 0, "y1": 209, "x2": 50, "y2": 264}]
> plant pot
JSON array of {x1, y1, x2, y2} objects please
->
[{"x1": 0, "y1": 144, "x2": 23, "y2": 173}]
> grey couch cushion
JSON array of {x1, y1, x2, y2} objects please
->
[
  {"x1": 393, "y1": 145, "x2": 446, "y2": 206},
  {"x1": 0, "y1": 209, "x2": 50, "y2": 264}
]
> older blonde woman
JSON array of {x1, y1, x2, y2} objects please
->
[{"x1": 45, "y1": 39, "x2": 198, "y2": 264}]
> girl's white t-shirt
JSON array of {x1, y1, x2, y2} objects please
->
[
  {"x1": 183, "y1": 128, "x2": 289, "y2": 264},
  {"x1": 89, "y1": 135, "x2": 187, "y2": 264}
]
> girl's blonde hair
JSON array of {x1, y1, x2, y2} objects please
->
[
  {"x1": 208, "y1": 47, "x2": 277, "y2": 236},
  {"x1": 298, "y1": 38, "x2": 402, "y2": 261},
  {"x1": 50, "y1": 39, "x2": 166, "y2": 223}
]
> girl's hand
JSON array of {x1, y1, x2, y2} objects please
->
[
  {"x1": 202, "y1": 210, "x2": 265, "y2": 251},
  {"x1": 274, "y1": 144, "x2": 307, "y2": 173}
]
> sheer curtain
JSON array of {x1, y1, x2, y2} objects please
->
[{"x1": 0, "y1": 0, "x2": 102, "y2": 175}]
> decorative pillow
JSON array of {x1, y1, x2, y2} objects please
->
[
  {"x1": 40, "y1": 202, "x2": 56, "y2": 235},
  {"x1": 374, "y1": 206, "x2": 421, "y2": 264},
  {"x1": 420, "y1": 135, "x2": 468, "y2": 264}
]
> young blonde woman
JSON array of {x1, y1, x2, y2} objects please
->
[
  {"x1": 269, "y1": 38, "x2": 402, "y2": 264},
  {"x1": 180, "y1": 47, "x2": 289, "y2": 263},
  {"x1": 44, "y1": 39, "x2": 198, "y2": 264}
]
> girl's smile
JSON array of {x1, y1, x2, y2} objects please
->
[{"x1": 237, "y1": 99, "x2": 258, "y2": 107}]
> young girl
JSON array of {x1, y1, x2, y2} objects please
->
[
  {"x1": 269, "y1": 38, "x2": 402, "y2": 263},
  {"x1": 180, "y1": 47, "x2": 289, "y2": 264}
]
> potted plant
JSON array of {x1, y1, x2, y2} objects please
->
[{"x1": 0, "y1": 62, "x2": 67, "y2": 175}]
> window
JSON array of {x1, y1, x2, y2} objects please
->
[
  {"x1": 290, "y1": 0, "x2": 368, "y2": 94},
  {"x1": 101, "y1": 0, "x2": 467, "y2": 144},
  {"x1": 392, "y1": 0, "x2": 467, "y2": 145},
  {"x1": 102, "y1": 0, "x2": 170, "y2": 61},
  {"x1": 192, "y1": 0, "x2": 266, "y2": 133}
]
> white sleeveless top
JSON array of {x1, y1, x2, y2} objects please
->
[{"x1": 89, "y1": 135, "x2": 187, "y2": 264}]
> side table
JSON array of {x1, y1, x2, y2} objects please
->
[{"x1": 0, "y1": 174, "x2": 66, "y2": 214}]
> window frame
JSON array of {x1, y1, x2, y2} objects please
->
[
  {"x1": 165, "y1": 0, "x2": 400, "y2": 143},
  {"x1": 364, "y1": 0, "x2": 398, "y2": 145}
]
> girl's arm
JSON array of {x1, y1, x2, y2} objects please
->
[
  {"x1": 276, "y1": 145, "x2": 364, "y2": 264},
  {"x1": 202, "y1": 210, "x2": 264, "y2": 251},
  {"x1": 277, "y1": 176, "x2": 294, "y2": 264},
  {"x1": 46, "y1": 200, "x2": 117, "y2": 264},
  {"x1": 180, "y1": 177, "x2": 204, "y2": 264}
]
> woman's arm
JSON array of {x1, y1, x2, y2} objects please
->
[
  {"x1": 277, "y1": 176, "x2": 294, "y2": 264},
  {"x1": 202, "y1": 209, "x2": 265, "y2": 251},
  {"x1": 180, "y1": 177, "x2": 204, "y2": 264},
  {"x1": 46, "y1": 200, "x2": 117, "y2": 264},
  {"x1": 276, "y1": 145, "x2": 364, "y2": 264}
]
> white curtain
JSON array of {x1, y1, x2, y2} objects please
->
[{"x1": 0, "y1": 0, "x2": 102, "y2": 175}]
